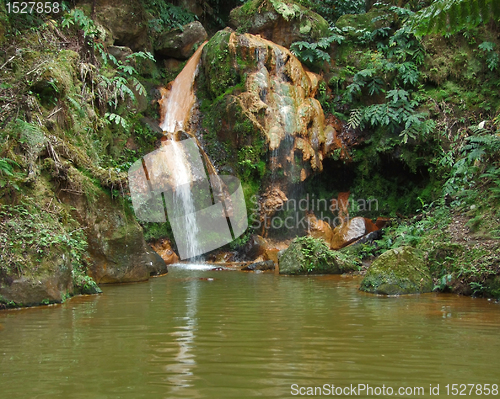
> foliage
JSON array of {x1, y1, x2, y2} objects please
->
[
  {"x1": 290, "y1": 27, "x2": 344, "y2": 68},
  {"x1": 0, "y1": 202, "x2": 88, "y2": 277},
  {"x1": 295, "y1": 235, "x2": 357, "y2": 273},
  {"x1": 142, "y1": 0, "x2": 198, "y2": 32},
  {"x1": 298, "y1": 0, "x2": 365, "y2": 24},
  {"x1": 348, "y1": 89, "x2": 435, "y2": 143},
  {"x1": 0, "y1": 158, "x2": 21, "y2": 191},
  {"x1": 408, "y1": 0, "x2": 500, "y2": 36}
]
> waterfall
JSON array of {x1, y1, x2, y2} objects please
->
[
  {"x1": 160, "y1": 43, "x2": 206, "y2": 134},
  {"x1": 169, "y1": 140, "x2": 201, "y2": 259},
  {"x1": 160, "y1": 43, "x2": 207, "y2": 260}
]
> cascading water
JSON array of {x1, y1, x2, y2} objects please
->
[
  {"x1": 160, "y1": 44, "x2": 206, "y2": 133},
  {"x1": 159, "y1": 43, "x2": 206, "y2": 260},
  {"x1": 169, "y1": 140, "x2": 201, "y2": 259}
]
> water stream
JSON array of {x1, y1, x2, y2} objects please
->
[
  {"x1": 169, "y1": 140, "x2": 201, "y2": 259},
  {"x1": 158, "y1": 43, "x2": 207, "y2": 259},
  {"x1": 1, "y1": 267, "x2": 499, "y2": 398}
]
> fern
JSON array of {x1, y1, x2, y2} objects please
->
[
  {"x1": 348, "y1": 108, "x2": 363, "y2": 129},
  {"x1": 408, "y1": 0, "x2": 500, "y2": 36},
  {"x1": 105, "y1": 113, "x2": 128, "y2": 129}
]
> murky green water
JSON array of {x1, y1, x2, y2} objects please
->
[{"x1": 1, "y1": 264, "x2": 499, "y2": 398}]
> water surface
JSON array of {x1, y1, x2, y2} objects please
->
[{"x1": 1, "y1": 264, "x2": 499, "y2": 398}]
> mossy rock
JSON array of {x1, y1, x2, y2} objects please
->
[
  {"x1": 229, "y1": 0, "x2": 329, "y2": 48},
  {"x1": 360, "y1": 246, "x2": 433, "y2": 295},
  {"x1": 31, "y1": 50, "x2": 79, "y2": 102},
  {"x1": 201, "y1": 29, "x2": 239, "y2": 100},
  {"x1": 279, "y1": 236, "x2": 358, "y2": 275},
  {"x1": 335, "y1": 7, "x2": 394, "y2": 34},
  {"x1": 483, "y1": 276, "x2": 500, "y2": 299}
]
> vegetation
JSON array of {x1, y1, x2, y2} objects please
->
[{"x1": 1, "y1": 0, "x2": 500, "y2": 304}]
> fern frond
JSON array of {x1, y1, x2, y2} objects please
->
[
  {"x1": 348, "y1": 108, "x2": 363, "y2": 129},
  {"x1": 408, "y1": 0, "x2": 500, "y2": 36}
]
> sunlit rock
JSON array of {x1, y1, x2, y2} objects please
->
[{"x1": 149, "y1": 238, "x2": 179, "y2": 266}]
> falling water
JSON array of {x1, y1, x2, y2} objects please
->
[
  {"x1": 160, "y1": 43, "x2": 206, "y2": 133},
  {"x1": 169, "y1": 140, "x2": 201, "y2": 259},
  {"x1": 159, "y1": 43, "x2": 207, "y2": 260}
]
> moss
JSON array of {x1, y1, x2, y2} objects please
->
[
  {"x1": 335, "y1": 7, "x2": 394, "y2": 34},
  {"x1": 360, "y1": 246, "x2": 433, "y2": 295},
  {"x1": 279, "y1": 236, "x2": 358, "y2": 275},
  {"x1": 202, "y1": 29, "x2": 239, "y2": 100},
  {"x1": 230, "y1": 0, "x2": 329, "y2": 41}
]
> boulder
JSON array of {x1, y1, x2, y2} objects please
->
[
  {"x1": 279, "y1": 236, "x2": 357, "y2": 275},
  {"x1": 0, "y1": 253, "x2": 73, "y2": 306},
  {"x1": 330, "y1": 217, "x2": 367, "y2": 249},
  {"x1": 59, "y1": 190, "x2": 167, "y2": 284},
  {"x1": 86, "y1": 0, "x2": 150, "y2": 51},
  {"x1": 242, "y1": 260, "x2": 275, "y2": 271},
  {"x1": 149, "y1": 238, "x2": 179, "y2": 266},
  {"x1": 360, "y1": 246, "x2": 433, "y2": 295},
  {"x1": 243, "y1": 234, "x2": 268, "y2": 259},
  {"x1": 108, "y1": 45, "x2": 134, "y2": 65},
  {"x1": 155, "y1": 21, "x2": 207, "y2": 59},
  {"x1": 229, "y1": 0, "x2": 329, "y2": 48}
]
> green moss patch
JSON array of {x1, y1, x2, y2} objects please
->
[{"x1": 360, "y1": 246, "x2": 433, "y2": 295}]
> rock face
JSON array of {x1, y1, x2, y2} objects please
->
[
  {"x1": 201, "y1": 29, "x2": 341, "y2": 182},
  {"x1": 85, "y1": 0, "x2": 149, "y2": 51},
  {"x1": 155, "y1": 21, "x2": 207, "y2": 59},
  {"x1": 229, "y1": 0, "x2": 329, "y2": 48},
  {"x1": 59, "y1": 190, "x2": 167, "y2": 284},
  {"x1": 150, "y1": 239, "x2": 180, "y2": 266},
  {"x1": 360, "y1": 247, "x2": 433, "y2": 295},
  {"x1": 0, "y1": 252, "x2": 73, "y2": 306},
  {"x1": 278, "y1": 236, "x2": 356, "y2": 275}
]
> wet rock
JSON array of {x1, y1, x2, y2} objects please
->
[
  {"x1": 0, "y1": 253, "x2": 73, "y2": 306},
  {"x1": 59, "y1": 190, "x2": 166, "y2": 284},
  {"x1": 201, "y1": 30, "x2": 340, "y2": 180},
  {"x1": 229, "y1": 0, "x2": 329, "y2": 48},
  {"x1": 348, "y1": 229, "x2": 383, "y2": 247},
  {"x1": 243, "y1": 234, "x2": 268, "y2": 259},
  {"x1": 150, "y1": 238, "x2": 179, "y2": 266},
  {"x1": 279, "y1": 236, "x2": 356, "y2": 275},
  {"x1": 360, "y1": 247, "x2": 433, "y2": 295},
  {"x1": 242, "y1": 260, "x2": 275, "y2": 271},
  {"x1": 213, "y1": 251, "x2": 236, "y2": 263},
  {"x1": 375, "y1": 217, "x2": 391, "y2": 230},
  {"x1": 263, "y1": 247, "x2": 283, "y2": 264},
  {"x1": 155, "y1": 21, "x2": 207, "y2": 59},
  {"x1": 307, "y1": 211, "x2": 335, "y2": 245}
]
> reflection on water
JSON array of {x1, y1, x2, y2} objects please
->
[{"x1": 0, "y1": 266, "x2": 499, "y2": 399}]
